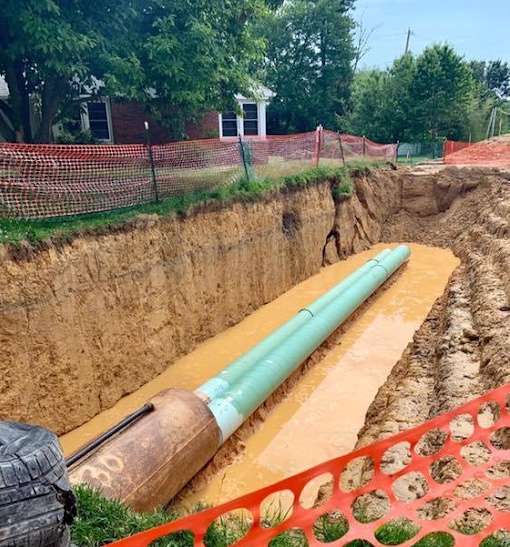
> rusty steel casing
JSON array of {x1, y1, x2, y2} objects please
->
[{"x1": 68, "y1": 388, "x2": 221, "y2": 511}]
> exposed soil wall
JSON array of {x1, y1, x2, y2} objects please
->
[
  {"x1": 1, "y1": 164, "x2": 507, "y2": 443},
  {"x1": 1, "y1": 176, "x2": 387, "y2": 435},
  {"x1": 357, "y1": 167, "x2": 510, "y2": 447}
]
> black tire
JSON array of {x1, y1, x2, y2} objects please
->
[{"x1": 0, "y1": 421, "x2": 76, "y2": 547}]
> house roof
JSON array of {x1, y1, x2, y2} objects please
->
[
  {"x1": 0, "y1": 75, "x2": 275, "y2": 102},
  {"x1": 235, "y1": 83, "x2": 275, "y2": 102},
  {"x1": 0, "y1": 76, "x2": 9, "y2": 98}
]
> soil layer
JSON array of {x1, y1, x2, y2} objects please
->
[
  {"x1": 1, "y1": 164, "x2": 509, "y2": 450},
  {"x1": 1, "y1": 170, "x2": 402, "y2": 435},
  {"x1": 358, "y1": 166, "x2": 510, "y2": 447}
]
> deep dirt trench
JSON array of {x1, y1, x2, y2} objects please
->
[
  {"x1": 49, "y1": 162, "x2": 510, "y2": 518},
  {"x1": 176, "y1": 164, "x2": 510, "y2": 505},
  {"x1": 356, "y1": 166, "x2": 510, "y2": 449},
  {"x1": 0, "y1": 163, "x2": 509, "y2": 459},
  {"x1": 309, "y1": 165, "x2": 510, "y2": 525}
]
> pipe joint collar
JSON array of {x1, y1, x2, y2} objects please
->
[
  {"x1": 208, "y1": 399, "x2": 244, "y2": 443},
  {"x1": 194, "y1": 378, "x2": 230, "y2": 402}
]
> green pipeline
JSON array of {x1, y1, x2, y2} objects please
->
[
  {"x1": 194, "y1": 249, "x2": 392, "y2": 403},
  {"x1": 208, "y1": 244, "x2": 411, "y2": 443}
]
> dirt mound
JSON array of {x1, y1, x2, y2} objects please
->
[
  {"x1": 487, "y1": 133, "x2": 510, "y2": 144},
  {"x1": 445, "y1": 140, "x2": 510, "y2": 167}
]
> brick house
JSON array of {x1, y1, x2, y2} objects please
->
[{"x1": 0, "y1": 76, "x2": 275, "y2": 144}]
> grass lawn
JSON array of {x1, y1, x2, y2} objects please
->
[
  {"x1": 0, "y1": 162, "x2": 377, "y2": 246},
  {"x1": 72, "y1": 485, "x2": 510, "y2": 547},
  {"x1": 396, "y1": 155, "x2": 443, "y2": 166}
]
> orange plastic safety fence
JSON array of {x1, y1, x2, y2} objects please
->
[
  {"x1": 444, "y1": 141, "x2": 471, "y2": 157},
  {"x1": 107, "y1": 383, "x2": 510, "y2": 547},
  {"x1": 444, "y1": 141, "x2": 510, "y2": 167},
  {"x1": 322, "y1": 131, "x2": 397, "y2": 164},
  {"x1": 0, "y1": 131, "x2": 397, "y2": 219},
  {"x1": 0, "y1": 143, "x2": 152, "y2": 218}
]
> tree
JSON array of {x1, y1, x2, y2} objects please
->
[
  {"x1": 138, "y1": 0, "x2": 268, "y2": 138},
  {"x1": 0, "y1": 0, "x2": 269, "y2": 143},
  {"x1": 383, "y1": 53, "x2": 418, "y2": 141},
  {"x1": 258, "y1": 0, "x2": 356, "y2": 134},
  {"x1": 0, "y1": 0, "x2": 145, "y2": 143},
  {"x1": 469, "y1": 59, "x2": 510, "y2": 100},
  {"x1": 342, "y1": 54, "x2": 418, "y2": 143},
  {"x1": 411, "y1": 44, "x2": 474, "y2": 140},
  {"x1": 467, "y1": 59, "x2": 510, "y2": 141},
  {"x1": 343, "y1": 69, "x2": 390, "y2": 142},
  {"x1": 352, "y1": 19, "x2": 379, "y2": 74},
  {"x1": 485, "y1": 60, "x2": 510, "y2": 99},
  {"x1": 343, "y1": 45, "x2": 477, "y2": 143}
]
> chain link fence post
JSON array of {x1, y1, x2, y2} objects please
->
[
  {"x1": 238, "y1": 136, "x2": 251, "y2": 182},
  {"x1": 144, "y1": 121, "x2": 159, "y2": 203}
]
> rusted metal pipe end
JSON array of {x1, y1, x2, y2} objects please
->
[{"x1": 68, "y1": 389, "x2": 221, "y2": 511}]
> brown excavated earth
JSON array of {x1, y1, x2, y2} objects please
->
[
  {"x1": 0, "y1": 163, "x2": 509, "y2": 463},
  {"x1": 0, "y1": 171, "x2": 399, "y2": 434},
  {"x1": 358, "y1": 166, "x2": 510, "y2": 447},
  {"x1": 312, "y1": 164, "x2": 510, "y2": 518}
]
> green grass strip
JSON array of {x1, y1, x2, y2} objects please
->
[
  {"x1": 0, "y1": 162, "x2": 382, "y2": 247},
  {"x1": 71, "y1": 486, "x2": 510, "y2": 547}
]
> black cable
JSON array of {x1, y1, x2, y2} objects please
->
[{"x1": 65, "y1": 402, "x2": 155, "y2": 468}]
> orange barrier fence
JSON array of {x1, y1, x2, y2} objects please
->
[
  {"x1": 107, "y1": 383, "x2": 510, "y2": 547},
  {"x1": 444, "y1": 141, "x2": 472, "y2": 157},
  {"x1": 0, "y1": 130, "x2": 396, "y2": 219},
  {"x1": 444, "y1": 140, "x2": 510, "y2": 167}
]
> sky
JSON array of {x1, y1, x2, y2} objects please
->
[{"x1": 353, "y1": 0, "x2": 510, "y2": 69}]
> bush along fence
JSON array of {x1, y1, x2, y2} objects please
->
[{"x1": 0, "y1": 128, "x2": 397, "y2": 219}]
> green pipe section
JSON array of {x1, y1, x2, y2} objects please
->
[
  {"x1": 208, "y1": 244, "x2": 410, "y2": 443},
  {"x1": 195, "y1": 249, "x2": 392, "y2": 402}
]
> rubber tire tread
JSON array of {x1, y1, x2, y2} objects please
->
[{"x1": 0, "y1": 421, "x2": 73, "y2": 547}]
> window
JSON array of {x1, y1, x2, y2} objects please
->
[
  {"x1": 62, "y1": 102, "x2": 83, "y2": 134},
  {"x1": 84, "y1": 101, "x2": 112, "y2": 141},
  {"x1": 243, "y1": 103, "x2": 258, "y2": 136},
  {"x1": 54, "y1": 97, "x2": 113, "y2": 143},
  {"x1": 220, "y1": 103, "x2": 260, "y2": 138},
  {"x1": 221, "y1": 110, "x2": 238, "y2": 137}
]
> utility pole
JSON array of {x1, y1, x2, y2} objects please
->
[{"x1": 404, "y1": 28, "x2": 412, "y2": 54}]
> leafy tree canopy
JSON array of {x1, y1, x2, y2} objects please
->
[
  {"x1": 343, "y1": 44, "x2": 477, "y2": 142},
  {"x1": 470, "y1": 59, "x2": 510, "y2": 99},
  {"x1": 256, "y1": 0, "x2": 356, "y2": 134},
  {"x1": 412, "y1": 44, "x2": 474, "y2": 140},
  {"x1": 0, "y1": 0, "x2": 270, "y2": 142}
]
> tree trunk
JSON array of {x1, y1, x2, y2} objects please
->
[
  {"x1": 1, "y1": 58, "x2": 33, "y2": 142},
  {"x1": 35, "y1": 76, "x2": 66, "y2": 144},
  {"x1": 0, "y1": 100, "x2": 15, "y2": 142}
]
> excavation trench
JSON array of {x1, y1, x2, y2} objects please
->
[
  {"x1": 178, "y1": 244, "x2": 459, "y2": 508},
  {"x1": 60, "y1": 243, "x2": 458, "y2": 508},
  {"x1": 1, "y1": 164, "x2": 509, "y2": 513}
]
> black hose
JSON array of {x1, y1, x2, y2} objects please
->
[{"x1": 65, "y1": 402, "x2": 155, "y2": 468}]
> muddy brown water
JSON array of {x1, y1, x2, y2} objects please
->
[{"x1": 60, "y1": 243, "x2": 459, "y2": 507}]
